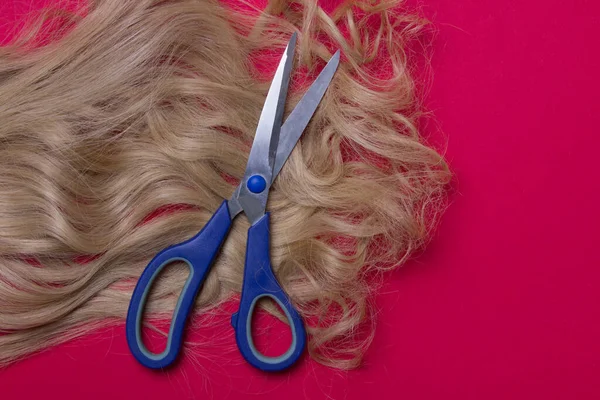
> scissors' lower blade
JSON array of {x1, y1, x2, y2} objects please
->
[
  {"x1": 272, "y1": 50, "x2": 341, "y2": 181},
  {"x1": 243, "y1": 33, "x2": 297, "y2": 186}
]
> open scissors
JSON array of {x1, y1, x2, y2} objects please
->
[{"x1": 126, "y1": 33, "x2": 340, "y2": 372}]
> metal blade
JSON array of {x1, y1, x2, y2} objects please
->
[
  {"x1": 243, "y1": 33, "x2": 296, "y2": 185},
  {"x1": 237, "y1": 33, "x2": 297, "y2": 223},
  {"x1": 271, "y1": 50, "x2": 340, "y2": 182}
]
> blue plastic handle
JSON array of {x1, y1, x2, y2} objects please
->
[
  {"x1": 231, "y1": 212, "x2": 307, "y2": 371},
  {"x1": 126, "y1": 200, "x2": 232, "y2": 369}
]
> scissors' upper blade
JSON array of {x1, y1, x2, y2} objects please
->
[
  {"x1": 243, "y1": 33, "x2": 297, "y2": 184},
  {"x1": 236, "y1": 34, "x2": 297, "y2": 224},
  {"x1": 272, "y1": 50, "x2": 340, "y2": 182}
]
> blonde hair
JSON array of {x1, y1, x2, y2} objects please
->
[{"x1": 0, "y1": 0, "x2": 450, "y2": 369}]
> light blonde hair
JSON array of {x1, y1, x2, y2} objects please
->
[{"x1": 0, "y1": 0, "x2": 450, "y2": 369}]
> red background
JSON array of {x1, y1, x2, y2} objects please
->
[{"x1": 1, "y1": 0, "x2": 599, "y2": 398}]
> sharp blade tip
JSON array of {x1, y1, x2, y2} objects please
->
[
  {"x1": 332, "y1": 50, "x2": 341, "y2": 62},
  {"x1": 287, "y1": 32, "x2": 298, "y2": 54},
  {"x1": 322, "y1": 50, "x2": 341, "y2": 73}
]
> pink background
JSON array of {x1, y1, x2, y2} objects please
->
[{"x1": 1, "y1": 0, "x2": 600, "y2": 398}]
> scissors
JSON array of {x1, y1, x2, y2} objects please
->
[{"x1": 126, "y1": 33, "x2": 340, "y2": 372}]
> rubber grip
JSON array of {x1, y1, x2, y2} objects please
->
[
  {"x1": 231, "y1": 213, "x2": 306, "y2": 371},
  {"x1": 126, "y1": 200, "x2": 232, "y2": 369}
]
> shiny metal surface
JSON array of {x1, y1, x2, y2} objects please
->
[
  {"x1": 230, "y1": 36, "x2": 339, "y2": 225},
  {"x1": 238, "y1": 34, "x2": 297, "y2": 224},
  {"x1": 227, "y1": 185, "x2": 243, "y2": 218},
  {"x1": 272, "y1": 50, "x2": 340, "y2": 181}
]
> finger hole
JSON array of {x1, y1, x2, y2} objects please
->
[
  {"x1": 140, "y1": 259, "x2": 191, "y2": 355},
  {"x1": 250, "y1": 296, "x2": 293, "y2": 358}
]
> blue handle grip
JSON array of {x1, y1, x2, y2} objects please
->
[
  {"x1": 126, "y1": 200, "x2": 232, "y2": 369},
  {"x1": 231, "y1": 213, "x2": 307, "y2": 371}
]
